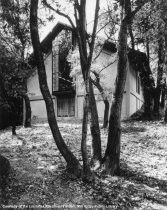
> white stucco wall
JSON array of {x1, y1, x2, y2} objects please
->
[
  {"x1": 75, "y1": 50, "x2": 131, "y2": 119},
  {"x1": 27, "y1": 45, "x2": 144, "y2": 120},
  {"x1": 27, "y1": 52, "x2": 55, "y2": 119},
  {"x1": 128, "y1": 65, "x2": 144, "y2": 116},
  {"x1": 30, "y1": 100, "x2": 47, "y2": 119},
  {"x1": 28, "y1": 52, "x2": 52, "y2": 96}
]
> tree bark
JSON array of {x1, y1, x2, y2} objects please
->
[
  {"x1": 164, "y1": 106, "x2": 167, "y2": 122},
  {"x1": 103, "y1": 2, "x2": 129, "y2": 175},
  {"x1": 160, "y1": 90, "x2": 165, "y2": 108},
  {"x1": 103, "y1": 99, "x2": 109, "y2": 128},
  {"x1": 91, "y1": 75, "x2": 109, "y2": 128},
  {"x1": 163, "y1": 0, "x2": 167, "y2": 122},
  {"x1": 143, "y1": 87, "x2": 152, "y2": 119},
  {"x1": 146, "y1": 37, "x2": 150, "y2": 64},
  {"x1": 89, "y1": 80, "x2": 102, "y2": 162},
  {"x1": 30, "y1": 0, "x2": 82, "y2": 177},
  {"x1": 153, "y1": 37, "x2": 164, "y2": 118},
  {"x1": 81, "y1": 93, "x2": 94, "y2": 182}
]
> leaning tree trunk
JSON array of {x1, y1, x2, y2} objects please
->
[
  {"x1": 103, "y1": 10, "x2": 128, "y2": 176},
  {"x1": 22, "y1": 93, "x2": 31, "y2": 127},
  {"x1": 89, "y1": 80, "x2": 102, "y2": 163},
  {"x1": 30, "y1": 0, "x2": 82, "y2": 177},
  {"x1": 91, "y1": 76, "x2": 109, "y2": 128}
]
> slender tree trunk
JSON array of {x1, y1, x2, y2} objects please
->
[
  {"x1": 81, "y1": 93, "x2": 94, "y2": 182},
  {"x1": 163, "y1": 0, "x2": 167, "y2": 122},
  {"x1": 30, "y1": 0, "x2": 82, "y2": 177},
  {"x1": 128, "y1": 23, "x2": 135, "y2": 50},
  {"x1": 91, "y1": 76, "x2": 109, "y2": 128},
  {"x1": 153, "y1": 37, "x2": 164, "y2": 118},
  {"x1": 153, "y1": 88, "x2": 161, "y2": 116},
  {"x1": 164, "y1": 107, "x2": 167, "y2": 122},
  {"x1": 143, "y1": 87, "x2": 152, "y2": 119},
  {"x1": 103, "y1": 6, "x2": 129, "y2": 175},
  {"x1": 22, "y1": 93, "x2": 31, "y2": 127},
  {"x1": 160, "y1": 90, "x2": 165, "y2": 108},
  {"x1": 103, "y1": 100, "x2": 109, "y2": 128},
  {"x1": 146, "y1": 37, "x2": 150, "y2": 64},
  {"x1": 89, "y1": 80, "x2": 102, "y2": 163}
]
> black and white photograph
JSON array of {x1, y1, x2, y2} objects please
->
[{"x1": 0, "y1": 0, "x2": 167, "y2": 209}]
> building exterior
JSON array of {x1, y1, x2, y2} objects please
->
[{"x1": 27, "y1": 22, "x2": 144, "y2": 120}]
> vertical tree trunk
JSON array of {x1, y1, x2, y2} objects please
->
[
  {"x1": 146, "y1": 37, "x2": 150, "y2": 64},
  {"x1": 81, "y1": 93, "x2": 94, "y2": 182},
  {"x1": 30, "y1": 0, "x2": 82, "y2": 177},
  {"x1": 103, "y1": 4, "x2": 129, "y2": 175},
  {"x1": 74, "y1": 0, "x2": 101, "y2": 170},
  {"x1": 163, "y1": 0, "x2": 167, "y2": 122},
  {"x1": 103, "y1": 100, "x2": 109, "y2": 128},
  {"x1": 22, "y1": 93, "x2": 31, "y2": 127},
  {"x1": 153, "y1": 37, "x2": 164, "y2": 119},
  {"x1": 160, "y1": 90, "x2": 165, "y2": 108},
  {"x1": 143, "y1": 87, "x2": 152, "y2": 119},
  {"x1": 164, "y1": 107, "x2": 167, "y2": 122}
]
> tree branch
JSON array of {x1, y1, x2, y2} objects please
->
[
  {"x1": 74, "y1": 6, "x2": 87, "y2": 69},
  {"x1": 42, "y1": 0, "x2": 75, "y2": 29},
  {"x1": 88, "y1": 0, "x2": 100, "y2": 67}
]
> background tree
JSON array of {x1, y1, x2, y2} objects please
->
[
  {"x1": 129, "y1": 0, "x2": 167, "y2": 119},
  {"x1": 0, "y1": 0, "x2": 32, "y2": 127}
]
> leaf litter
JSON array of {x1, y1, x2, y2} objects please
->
[{"x1": 0, "y1": 120, "x2": 166, "y2": 209}]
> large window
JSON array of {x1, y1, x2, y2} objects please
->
[
  {"x1": 57, "y1": 97, "x2": 75, "y2": 117},
  {"x1": 52, "y1": 29, "x2": 75, "y2": 94}
]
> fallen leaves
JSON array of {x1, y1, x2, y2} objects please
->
[{"x1": 0, "y1": 120, "x2": 167, "y2": 209}]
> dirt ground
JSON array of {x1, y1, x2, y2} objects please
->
[{"x1": 0, "y1": 119, "x2": 167, "y2": 209}]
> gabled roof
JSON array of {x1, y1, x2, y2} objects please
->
[
  {"x1": 41, "y1": 22, "x2": 72, "y2": 53},
  {"x1": 40, "y1": 21, "x2": 117, "y2": 54}
]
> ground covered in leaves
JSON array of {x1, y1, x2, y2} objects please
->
[{"x1": 0, "y1": 119, "x2": 167, "y2": 209}]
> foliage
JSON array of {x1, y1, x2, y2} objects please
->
[
  {"x1": 0, "y1": 0, "x2": 31, "y2": 98},
  {"x1": 67, "y1": 38, "x2": 116, "y2": 96}
]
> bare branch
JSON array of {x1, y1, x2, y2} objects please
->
[
  {"x1": 88, "y1": 0, "x2": 100, "y2": 66},
  {"x1": 99, "y1": 59, "x2": 117, "y2": 74},
  {"x1": 42, "y1": 0, "x2": 75, "y2": 29},
  {"x1": 93, "y1": 34, "x2": 113, "y2": 62}
]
